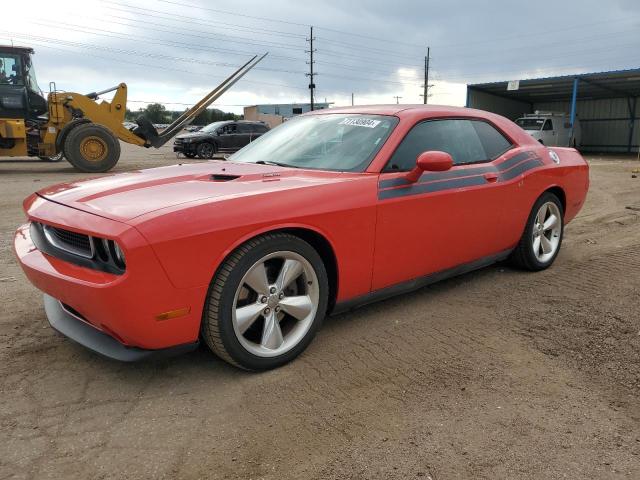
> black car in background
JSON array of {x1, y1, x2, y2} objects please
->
[{"x1": 173, "y1": 120, "x2": 270, "y2": 158}]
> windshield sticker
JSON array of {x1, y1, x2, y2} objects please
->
[{"x1": 339, "y1": 118, "x2": 381, "y2": 128}]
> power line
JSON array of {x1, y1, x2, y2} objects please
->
[
  {"x1": 105, "y1": 2, "x2": 306, "y2": 39},
  {"x1": 144, "y1": 0, "x2": 640, "y2": 55},
  {"x1": 95, "y1": 13, "x2": 305, "y2": 52},
  {"x1": 4, "y1": 31, "x2": 307, "y2": 76},
  {"x1": 155, "y1": 0, "x2": 310, "y2": 27},
  {"x1": 30, "y1": 19, "x2": 305, "y2": 63},
  {"x1": 0, "y1": 35, "x2": 308, "y2": 91}
]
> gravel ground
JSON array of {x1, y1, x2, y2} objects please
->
[{"x1": 1, "y1": 145, "x2": 639, "y2": 479}]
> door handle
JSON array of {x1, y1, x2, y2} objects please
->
[{"x1": 483, "y1": 172, "x2": 499, "y2": 183}]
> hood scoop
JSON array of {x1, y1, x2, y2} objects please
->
[{"x1": 210, "y1": 174, "x2": 240, "y2": 182}]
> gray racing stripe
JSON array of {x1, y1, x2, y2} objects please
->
[{"x1": 378, "y1": 175, "x2": 488, "y2": 200}]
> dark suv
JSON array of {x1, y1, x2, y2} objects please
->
[{"x1": 173, "y1": 120, "x2": 269, "y2": 158}]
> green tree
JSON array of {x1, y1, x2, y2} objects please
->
[{"x1": 140, "y1": 103, "x2": 168, "y2": 124}]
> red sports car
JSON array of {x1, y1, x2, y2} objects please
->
[{"x1": 14, "y1": 105, "x2": 589, "y2": 370}]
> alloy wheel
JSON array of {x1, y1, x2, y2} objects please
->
[
  {"x1": 231, "y1": 251, "x2": 319, "y2": 357},
  {"x1": 532, "y1": 201, "x2": 561, "y2": 263}
]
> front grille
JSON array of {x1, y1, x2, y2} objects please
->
[{"x1": 42, "y1": 224, "x2": 94, "y2": 258}]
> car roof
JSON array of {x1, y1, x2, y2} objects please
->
[
  {"x1": 308, "y1": 104, "x2": 539, "y2": 148},
  {"x1": 308, "y1": 104, "x2": 495, "y2": 119}
]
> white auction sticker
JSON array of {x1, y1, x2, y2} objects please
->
[{"x1": 339, "y1": 118, "x2": 381, "y2": 128}]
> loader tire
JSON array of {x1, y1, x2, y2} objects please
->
[{"x1": 64, "y1": 123, "x2": 121, "y2": 173}]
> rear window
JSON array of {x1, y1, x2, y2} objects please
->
[{"x1": 472, "y1": 121, "x2": 512, "y2": 160}]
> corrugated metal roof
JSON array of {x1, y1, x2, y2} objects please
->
[{"x1": 468, "y1": 68, "x2": 640, "y2": 102}]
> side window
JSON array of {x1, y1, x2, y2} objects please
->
[
  {"x1": 237, "y1": 124, "x2": 252, "y2": 134},
  {"x1": 228, "y1": 124, "x2": 237, "y2": 134},
  {"x1": 385, "y1": 119, "x2": 511, "y2": 171},
  {"x1": 0, "y1": 55, "x2": 23, "y2": 85},
  {"x1": 543, "y1": 119, "x2": 553, "y2": 131},
  {"x1": 292, "y1": 107, "x2": 303, "y2": 115}
]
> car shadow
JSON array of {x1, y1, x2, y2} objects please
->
[{"x1": 61, "y1": 261, "x2": 514, "y2": 386}]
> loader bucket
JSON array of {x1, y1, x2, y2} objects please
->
[{"x1": 133, "y1": 53, "x2": 268, "y2": 148}]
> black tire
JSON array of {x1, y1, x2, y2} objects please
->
[
  {"x1": 64, "y1": 123, "x2": 121, "y2": 173},
  {"x1": 201, "y1": 233, "x2": 329, "y2": 370},
  {"x1": 38, "y1": 152, "x2": 64, "y2": 162},
  {"x1": 510, "y1": 192, "x2": 564, "y2": 271},
  {"x1": 196, "y1": 142, "x2": 215, "y2": 159}
]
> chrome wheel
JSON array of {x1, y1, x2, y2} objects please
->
[
  {"x1": 532, "y1": 201, "x2": 561, "y2": 263},
  {"x1": 232, "y1": 251, "x2": 319, "y2": 357}
]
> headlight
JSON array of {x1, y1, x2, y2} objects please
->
[
  {"x1": 112, "y1": 242, "x2": 126, "y2": 268},
  {"x1": 99, "y1": 238, "x2": 126, "y2": 270}
]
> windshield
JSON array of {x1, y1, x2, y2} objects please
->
[
  {"x1": 516, "y1": 118, "x2": 544, "y2": 131},
  {"x1": 201, "y1": 121, "x2": 227, "y2": 133},
  {"x1": 25, "y1": 57, "x2": 41, "y2": 93},
  {"x1": 231, "y1": 114, "x2": 398, "y2": 171}
]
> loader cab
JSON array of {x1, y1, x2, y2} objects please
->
[{"x1": 0, "y1": 46, "x2": 47, "y2": 120}]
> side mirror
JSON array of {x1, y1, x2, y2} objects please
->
[{"x1": 406, "y1": 151, "x2": 453, "y2": 183}]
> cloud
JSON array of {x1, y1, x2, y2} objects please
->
[{"x1": 3, "y1": 0, "x2": 639, "y2": 114}]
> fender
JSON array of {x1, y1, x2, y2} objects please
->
[
  {"x1": 55, "y1": 118, "x2": 91, "y2": 153},
  {"x1": 208, "y1": 221, "x2": 340, "y2": 284}
]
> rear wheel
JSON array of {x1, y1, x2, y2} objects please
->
[
  {"x1": 201, "y1": 233, "x2": 329, "y2": 370},
  {"x1": 510, "y1": 192, "x2": 564, "y2": 271},
  {"x1": 196, "y1": 142, "x2": 215, "y2": 159},
  {"x1": 64, "y1": 123, "x2": 121, "y2": 172}
]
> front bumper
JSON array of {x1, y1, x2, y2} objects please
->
[
  {"x1": 44, "y1": 294, "x2": 198, "y2": 361},
  {"x1": 173, "y1": 141, "x2": 196, "y2": 154},
  {"x1": 14, "y1": 196, "x2": 209, "y2": 355}
]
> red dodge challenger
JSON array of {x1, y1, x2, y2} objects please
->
[{"x1": 14, "y1": 105, "x2": 589, "y2": 370}]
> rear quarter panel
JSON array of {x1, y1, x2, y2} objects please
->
[{"x1": 502, "y1": 146, "x2": 589, "y2": 247}]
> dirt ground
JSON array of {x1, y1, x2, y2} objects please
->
[{"x1": 1, "y1": 145, "x2": 639, "y2": 480}]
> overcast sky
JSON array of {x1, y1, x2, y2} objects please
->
[{"x1": 3, "y1": 0, "x2": 640, "y2": 114}]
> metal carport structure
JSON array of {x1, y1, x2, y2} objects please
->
[{"x1": 466, "y1": 69, "x2": 640, "y2": 153}]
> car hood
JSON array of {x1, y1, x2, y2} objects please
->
[
  {"x1": 37, "y1": 161, "x2": 352, "y2": 222},
  {"x1": 175, "y1": 132, "x2": 212, "y2": 140}
]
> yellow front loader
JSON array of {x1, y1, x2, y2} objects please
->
[{"x1": 0, "y1": 45, "x2": 266, "y2": 172}]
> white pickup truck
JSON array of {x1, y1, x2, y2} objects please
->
[{"x1": 515, "y1": 112, "x2": 581, "y2": 148}]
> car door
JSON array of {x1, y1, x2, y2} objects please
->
[
  {"x1": 541, "y1": 119, "x2": 556, "y2": 145},
  {"x1": 372, "y1": 118, "x2": 515, "y2": 290},
  {"x1": 217, "y1": 123, "x2": 240, "y2": 153},
  {"x1": 235, "y1": 123, "x2": 254, "y2": 150}
]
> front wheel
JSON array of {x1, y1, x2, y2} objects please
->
[
  {"x1": 64, "y1": 123, "x2": 121, "y2": 172},
  {"x1": 510, "y1": 192, "x2": 564, "y2": 271},
  {"x1": 201, "y1": 233, "x2": 329, "y2": 370},
  {"x1": 196, "y1": 142, "x2": 215, "y2": 159}
]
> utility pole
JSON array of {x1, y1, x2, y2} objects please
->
[
  {"x1": 393, "y1": 95, "x2": 402, "y2": 104},
  {"x1": 351, "y1": 92, "x2": 354, "y2": 106},
  {"x1": 421, "y1": 46, "x2": 431, "y2": 104},
  {"x1": 306, "y1": 26, "x2": 316, "y2": 111}
]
